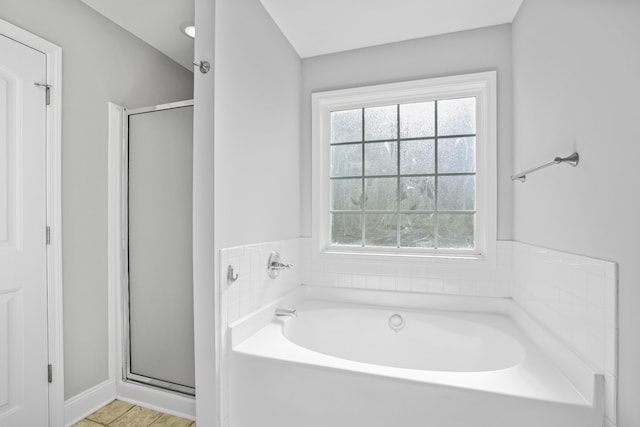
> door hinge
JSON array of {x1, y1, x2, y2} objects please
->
[
  {"x1": 48, "y1": 364, "x2": 53, "y2": 383},
  {"x1": 46, "y1": 226, "x2": 51, "y2": 245},
  {"x1": 34, "y1": 82, "x2": 51, "y2": 106}
]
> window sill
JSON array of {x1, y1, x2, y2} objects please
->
[{"x1": 318, "y1": 246, "x2": 496, "y2": 267}]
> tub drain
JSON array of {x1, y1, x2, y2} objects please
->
[{"x1": 388, "y1": 313, "x2": 405, "y2": 332}]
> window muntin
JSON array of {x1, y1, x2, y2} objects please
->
[{"x1": 329, "y1": 97, "x2": 477, "y2": 250}]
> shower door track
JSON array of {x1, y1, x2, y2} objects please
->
[{"x1": 122, "y1": 100, "x2": 196, "y2": 397}]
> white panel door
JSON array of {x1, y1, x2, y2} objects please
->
[{"x1": 0, "y1": 34, "x2": 49, "y2": 426}]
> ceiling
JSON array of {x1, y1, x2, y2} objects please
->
[
  {"x1": 80, "y1": 0, "x2": 195, "y2": 70},
  {"x1": 260, "y1": 0, "x2": 523, "y2": 58},
  {"x1": 80, "y1": 0, "x2": 523, "y2": 68}
]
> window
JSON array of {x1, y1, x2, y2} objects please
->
[{"x1": 312, "y1": 72, "x2": 497, "y2": 260}]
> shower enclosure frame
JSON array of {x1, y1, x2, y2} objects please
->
[{"x1": 122, "y1": 99, "x2": 196, "y2": 397}]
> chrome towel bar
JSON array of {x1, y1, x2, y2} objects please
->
[{"x1": 511, "y1": 152, "x2": 579, "y2": 183}]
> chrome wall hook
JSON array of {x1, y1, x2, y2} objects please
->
[
  {"x1": 193, "y1": 60, "x2": 211, "y2": 74},
  {"x1": 227, "y1": 264, "x2": 239, "y2": 285}
]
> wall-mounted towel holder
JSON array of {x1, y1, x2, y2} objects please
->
[{"x1": 511, "y1": 152, "x2": 579, "y2": 183}]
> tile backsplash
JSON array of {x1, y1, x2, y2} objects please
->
[
  {"x1": 308, "y1": 239, "x2": 512, "y2": 298},
  {"x1": 220, "y1": 237, "x2": 304, "y2": 326},
  {"x1": 511, "y1": 242, "x2": 617, "y2": 425},
  {"x1": 219, "y1": 237, "x2": 304, "y2": 424}
]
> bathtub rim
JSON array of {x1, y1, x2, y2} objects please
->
[{"x1": 229, "y1": 285, "x2": 603, "y2": 410}]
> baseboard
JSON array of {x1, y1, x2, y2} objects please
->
[
  {"x1": 117, "y1": 380, "x2": 196, "y2": 420},
  {"x1": 64, "y1": 379, "x2": 117, "y2": 427}
]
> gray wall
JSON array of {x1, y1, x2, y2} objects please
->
[
  {"x1": 209, "y1": 4, "x2": 301, "y2": 423},
  {"x1": 191, "y1": 0, "x2": 215, "y2": 422},
  {"x1": 214, "y1": 0, "x2": 301, "y2": 249},
  {"x1": 300, "y1": 24, "x2": 514, "y2": 240},
  {"x1": 2, "y1": 0, "x2": 193, "y2": 399},
  {"x1": 512, "y1": 1, "x2": 640, "y2": 425}
]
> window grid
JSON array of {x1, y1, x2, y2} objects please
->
[
  {"x1": 360, "y1": 108, "x2": 366, "y2": 246},
  {"x1": 395, "y1": 104, "x2": 401, "y2": 248},
  {"x1": 330, "y1": 99, "x2": 477, "y2": 249},
  {"x1": 331, "y1": 133, "x2": 477, "y2": 146},
  {"x1": 434, "y1": 100, "x2": 439, "y2": 248}
]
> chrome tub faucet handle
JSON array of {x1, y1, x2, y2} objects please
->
[{"x1": 267, "y1": 251, "x2": 293, "y2": 279}]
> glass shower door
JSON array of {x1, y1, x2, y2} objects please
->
[{"x1": 125, "y1": 101, "x2": 195, "y2": 395}]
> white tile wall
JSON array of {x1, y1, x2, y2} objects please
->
[
  {"x1": 220, "y1": 237, "x2": 303, "y2": 326},
  {"x1": 219, "y1": 237, "x2": 304, "y2": 423},
  {"x1": 308, "y1": 239, "x2": 513, "y2": 298},
  {"x1": 511, "y1": 242, "x2": 617, "y2": 426}
]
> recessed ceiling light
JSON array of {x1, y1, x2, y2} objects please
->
[{"x1": 181, "y1": 24, "x2": 195, "y2": 39}]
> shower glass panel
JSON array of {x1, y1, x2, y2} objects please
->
[{"x1": 125, "y1": 101, "x2": 195, "y2": 395}]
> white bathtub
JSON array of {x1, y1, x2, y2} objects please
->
[
  {"x1": 229, "y1": 286, "x2": 603, "y2": 427},
  {"x1": 285, "y1": 301, "x2": 526, "y2": 372}
]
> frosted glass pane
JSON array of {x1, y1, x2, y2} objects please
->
[
  {"x1": 438, "y1": 175, "x2": 475, "y2": 211},
  {"x1": 400, "y1": 177, "x2": 435, "y2": 211},
  {"x1": 439, "y1": 137, "x2": 475, "y2": 173},
  {"x1": 331, "y1": 179, "x2": 362, "y2": 211},
  {"x1": 365, "y1": 214, "x2": 397, "y2": 247},
  {"x1": 332, "y1": 213, "x2": 362, "y2": 245},
  {"x1": 331, "y1": 144, "x2": 362, "y2": 177},
  {"x1": 331, "y1": 109, "x2": 362, "y2": 143},
  {"x1": 400, "y1": 101, "x2": 435, "y2": 138},
  {"x1": 365, "y1": 178, "x2": 397, "y2": 211},
  {"x1": 438, "y1": 214, "x2": 475, "y2": 249},
  {"x1": 365, "y1": 142, "x2": 397, "y2": 176},
  {"x1": 400, "y1": 214, "x2": 435, "y2": 248},
  {"x1": 364, "y1": 105, "x2": 397, "y2": 141},
  {"x1": 128, "y1": 105, "x2": 195, "y2": 388},
  {"x1": 400, "y1": 140, "x2": 435, "y2": 175},
  {"x1": 438, "y1": 98, "x2": 476, "y2": 136}
]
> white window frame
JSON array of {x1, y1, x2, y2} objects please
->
[{"x1": 311, "y1": 71, "x2": 497, "y2": 263}]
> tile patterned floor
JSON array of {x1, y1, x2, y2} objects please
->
[{"x1": 73, "y1": 400, "x2": 195, "y2": 427}]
